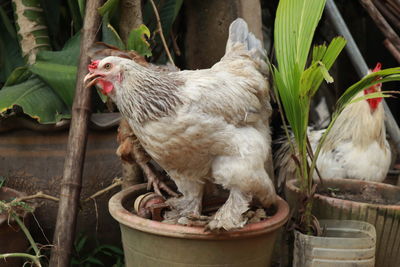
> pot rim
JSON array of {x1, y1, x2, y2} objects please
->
[
  {"x1": 286, "y1": 178, "x2": 400, "y2": 209},
  {"x1": 109, "y1": 183, "x2": 290, "y2": 240},
  {"x1": 294, "y1": 219, "x2": 376, "y2": 241}
]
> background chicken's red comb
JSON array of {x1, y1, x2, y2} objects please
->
[
  {"x1": 372, "y1": 62, "x2": 382, "y2": 72},
  {"x1": 88, "y1": 60, "x2": 100, "y2": 72}
]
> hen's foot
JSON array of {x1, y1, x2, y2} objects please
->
[
  {"x1": 206, "y1": 188, "x2": 251, "y2": 231},
  {"x1": 165, "y1": 196, "x2": 202, "y2": 217},
  {"x1": 146, "y1": 169, "x2": 178, "y2": 197}
]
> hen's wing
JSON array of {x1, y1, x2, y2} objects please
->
[{"x1": 174, "y1": 18, "x2": 270, "y2": 127}]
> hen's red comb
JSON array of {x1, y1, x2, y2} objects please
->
[
  {"x1": 372, "y1": 62, "x2": 382, "y2": 73},
  {"x1": 88, "y1": 60, "x2": 100, "y2": 72}
]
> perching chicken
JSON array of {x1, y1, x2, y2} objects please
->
[
  {"x1": 84, "y1": 18, "x2": 276, "y2": 230},
  {"x1": 89, "y1": 42, "x2": 179, "y2": 196},
  {"x1": 276, "y1": 63, "x2": 391, "y2": 187}
]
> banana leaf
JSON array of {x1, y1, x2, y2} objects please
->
[{"x1": 0, "y1": 76, "x2": 70, "y2": 123}]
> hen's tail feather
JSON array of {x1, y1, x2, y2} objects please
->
[
  {"x1": 226, "y1": 18, "x2": 266, "y2": 61},
  {"x1": 274, "y1": 131, "x2": 297, "y2": 192}
]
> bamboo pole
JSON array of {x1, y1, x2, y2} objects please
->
[{"x1": 49, "y1": 1, "x2": 104, "y2": 266}]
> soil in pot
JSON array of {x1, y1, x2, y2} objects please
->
[{"x1": 318, "y1": 183, "x2": 400, "y2": 205}]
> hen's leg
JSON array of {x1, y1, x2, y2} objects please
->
[
  {"x1": 208, "y1": 129, "x2": 276, "y2": 231},
  {"x1": 166, "y1": 178, "x2": 204, "y2": 217},
  {"x1": 207, "y1": 188, "x2": 251, "y2": 230}
]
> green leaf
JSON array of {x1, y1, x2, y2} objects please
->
[
  {"x1": 85, "y1": 257, "x2": 104, "y2": 265},
  {"x1": 0, "y1": 6, "x2": 16, "y2": 38},
  {"x1": 321, "y1": 37, "x2": 346, "y2": 69},
  {"x1": 143, "y1": 0, "x2": 183, "y2": 37},
  {"x1": 99, "y1": 245, "x2": 124, "y2": 255},
  {"x1": 36, "y1": 32, "x2": 81, "y2": 66},
  {"x1": 29, "y1": 32, "x2": 82, "y2": 108},
  {"x1": 30, "y1": 61, "x2": 77, "y2": 108},
  {"x1": 0, "y1": 77, "x2": 70, "y2": 123},
  {"x1": 4, "y1": 67, "x2": 32, "y2": 87},
  {"x1": 349, "y1": 92, "x2": 392, "y2": 104},
  {"x1": 0, "y1": 14, "x2": 24, "y2": 83},
  {"x1": 336, "y1": 69, "x2": 400, "y2": 112},
  {"x1": 102, "y1": 20, "x2": 126, "y2": 49},
  {"x1": 127, "y1": 24, "x2": 152, "y2": 57},
  {"x1": 98, "y1": 0, "x2": 120, "y2": 16},
  {"x1": 75, "y1": 235, "x2": 88, "y2": 252},
  {"x1": 78, "y1": 0, "x2": 86, "y2": 18},
  {"x1": 67, "y1": 0, "x2": 84, "y2": 32},
  {"x1": 318, "y1": 62, "x2": 333, "y2": 83}
]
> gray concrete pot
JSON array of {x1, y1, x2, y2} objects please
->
[
  {"x1": 109, "y1": 183, "x2": 290, "y2": 267},
  {"x1": 293, "y1": 220, "x2": 376, "y2": 267},
  {"x1": 286, "y1": 178, "x2": 400, "y2": 266}
]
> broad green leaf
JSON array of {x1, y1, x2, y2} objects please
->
[
  {"x1": 127, "y1": 24, "x2": 152, "y2": 57},
  {"x1": 30, "y1": 61, "x2": 77, "y2": 108},
  {"x1": 0, "y1": 77, "x2": 69, "y2": 123},
  {"x1": 30, "y1": 32, "x2": 81, "y2": 108},
  {"x1": 4, "y1": 67, "x2": 31, "y2": 87},
  {"x1": 78, "y1": 0, "x2": 86, "y2": 18},
  {"x1": 102, "y1": 20, "x2": 126, "y2": 49},
  {"x1": 36, "y1": 32, "x2": 81, "y2": 66},
  {"x1": 0, "y1": 16, "x2": 24, "y2": 83},
  {"x1": 274, "y1": 0, "x2": 326, "y2": 90},
  {"x1": 67, "y1": 0, "x2": 84, "y2": 32}
]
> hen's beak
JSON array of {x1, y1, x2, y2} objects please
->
[{"x1": 84, "y1": 72, "x2": 104, "y2": 88}]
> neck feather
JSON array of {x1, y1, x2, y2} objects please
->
[
  {"x1": 324, "y1": 99, "x2": 385, "y2": 150},
  {"x1": 114, "y1": 64, "x2": 183, "y2": 124}
]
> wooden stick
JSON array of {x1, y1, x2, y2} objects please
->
[
  {"x1": 373, "y1": 0, "x2": 400, "y2": 31},
  {"x1": 14, "y1": 191, "x2": 59, "y2": 203},
  {"x1": 383, "y1": 39, "x2": 400, "y2": 63},
  {"x1": 359, "y1": 0, "x2": 400, "y2": 51},
  {"x1": 149, "y1": 0, "x2": 175, "y2": 65},
  {"x1": 49, "y1": 1, "x2": 104, "y2": 266}
]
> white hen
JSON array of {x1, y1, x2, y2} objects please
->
[
  {"x1": 84, "y1": 18, "x2": 276, "y2": 230},
  {"x1": 276, "y1": 63, "x2": 391, "y2": 187}
]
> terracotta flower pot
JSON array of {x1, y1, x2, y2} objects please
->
[
  {"x1": 0, "y1": 187, "x2": 30, "y2": 267},
  {"x1": 286, "y1": 178, "x2": 400, "y2": 267},
  {"x1": 109, "y1": 183, "x2": 290, "y2": 267}
]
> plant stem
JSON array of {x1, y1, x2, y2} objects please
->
[
  {"x1": 149, "y1": 0, "x2": 175, "y2": 65},
  {"x1": 0, "y1": 253, "x2": 41, "y2": 267},
  {"x1": 12, "y1": 214, "x2": 40, "y2": 256}
]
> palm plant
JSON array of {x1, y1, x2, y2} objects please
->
[{"x1": 273, "y1": 0, "x2": 400, "y2": 234}]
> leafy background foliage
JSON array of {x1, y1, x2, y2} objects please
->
[{"x1": 0, "y1": 0, "x2": 183, "y2": 124}]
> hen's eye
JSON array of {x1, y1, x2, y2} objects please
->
[{"x1": 104, "y1": 63, "x2": 112, "y2": 70}]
